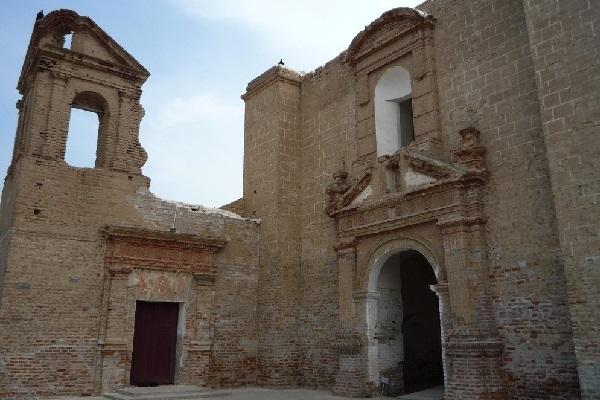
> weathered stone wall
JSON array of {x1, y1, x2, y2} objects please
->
[
  {"x1": 298, "y1": 57, "x2": 355, "y2": 388},
  {"x1": 0, "y1": 10, "x2": 259, "y2": 398},
  {"x1": 419, "y1": 1, "x2": 580, "y2": 397},
  {"x1": 242, "y1": 0, "x2": 586, "y2": 397},
  {"x1": 242, "y1": 67, "x2": 303, "y2": 386},
  {"x1": 521, "y1": 1, "x2": 600, "y2": 398},
  {"x1": 1, "y1": 1, "x2": 597, "y2": 398},
  {"x1": 0, "y1": 160, "x2": 260, "y2": 398}
]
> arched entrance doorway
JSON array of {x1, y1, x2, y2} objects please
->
[{"x1": 374, "y1": 249, "x2": 443, "y2": 396}]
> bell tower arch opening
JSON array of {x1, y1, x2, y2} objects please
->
[
  {"x1": 374, "y1": 249, "x2": 443, "y2": 396},
  {"x1": 65, "y1": 91, "x2": 108, "y2": 168}
]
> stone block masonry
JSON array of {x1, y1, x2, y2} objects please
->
[
  {"x1": 0, "y1": 10, "x2": 260, "y2": 398},
  {"x1": 1, "y1": 1, "x2": 599, "y2": 399}
]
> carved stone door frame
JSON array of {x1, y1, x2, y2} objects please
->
[
  {"x1": 330, "y1": 129, "x2": 507, "y2": 399},
  {"x1": 96, "y1": 226, "x2": 226, "y2": 393}
]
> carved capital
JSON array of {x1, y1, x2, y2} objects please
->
[{"x1": 103, "y1": 226, "x2": 226, "y2": 276}]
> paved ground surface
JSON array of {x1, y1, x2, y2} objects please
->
[
  {"x1": 45, "y1": 386, "x2": 443, "y2": 400},
  {"x1": 396, "y1": 386, "x2": 443, "y2": 399},
  {"x1": 46, "y1": 388, "x2": 393, "y2": 400}
]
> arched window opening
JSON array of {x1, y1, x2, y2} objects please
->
[
  {"x1": 375, "y1": 66, "x2": 415, "y2": 156},
  {"x1": 65, "y1": 92, "x2": 107, "y2": 168}
]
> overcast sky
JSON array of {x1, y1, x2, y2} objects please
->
[{"x1": 0, "y1": 0, "x2": 421, "y2": 207}]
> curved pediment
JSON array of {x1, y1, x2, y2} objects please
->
[{"x1": 345, "y1": 7, "x2": 434, "y2": 65}]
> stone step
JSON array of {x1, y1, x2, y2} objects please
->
[
  {"x1": 116, "y1": 385, "x2": 206, "y2": 396},
  {"x1": 103, "y1": 385, "x2": 231, "y2": 400},
  {"x1": 104, "y1": 393, "x2": 231, "y2": 400}
]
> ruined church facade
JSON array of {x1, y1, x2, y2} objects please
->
[{"x1": 1, "y1": 1, "x2": 599, "y2": 400}]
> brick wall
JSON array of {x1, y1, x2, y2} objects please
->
[
  {"x1": 0, "y1": 10, "x2": 260, "y2": 398},
  {"x1": 298, "y1": 57, "x2": 355, "y2": 388},
  {"x1": 242, "y1": 67, "x2": 303, "y2": 386},
  {"x1": 522, "y1": 1, "x2": 600, "y2": 398},
  {"x1": 241, "y1": 0, "x2": 584, "y2": 397},
  {"x1": 418, "y1": 0, "x2": 580, "y2": 397}
]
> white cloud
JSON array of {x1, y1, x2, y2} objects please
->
[
  {"x1": 139, "y1": 0, "x2": 424, "y2": 207},
  {"x1": 140, "y1": 91, "x2": 244, "y2": 207},
  {"x1": 168, "y1": 0, "x2": 423, "y2": 70},
  {"x1": 152, "y1": 93, "x2": 242, "y2": 131}
]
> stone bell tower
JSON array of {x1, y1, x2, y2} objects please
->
[
  {"x1": 0, "y1": 9, "x2": 151, "y2": 240},
  {"x1": 10, "y1": 9, "x2": 149, "y2": 172},
  {"x1": 0, "y1": 10, "x2": 152, "y2": 396}
]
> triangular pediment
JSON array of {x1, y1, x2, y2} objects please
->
[
  {"x1": 345, "y1": 7, "x2": 434, "y2": 64},
  {"x1": 19, "y1": 9, "x2": 148, "y2": 91}
]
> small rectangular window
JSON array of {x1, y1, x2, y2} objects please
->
[{"x1": 399, "y1": 98, "x2": 414, "y2": 148}]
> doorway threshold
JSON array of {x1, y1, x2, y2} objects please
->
[{"x1": 396, "y1": 386, "x2": 444, "y2": 399}]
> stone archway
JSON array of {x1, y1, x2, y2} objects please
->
[
  {"x1": 353, "y1": 239, "x2": 448, "y2": 397},
  {"x1": 373, "y1": 250, "x2": 443, "y2": 396}
]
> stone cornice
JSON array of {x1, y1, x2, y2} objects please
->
[
  {"x1": 332, "y1": 177, "x2": 487, "y2": 239},
  {"x1": 102, "y1": 225, "x2": 227, "y2": 252},
  {"x1": 242, "y1": 65, "x2": 304, "y2": 100},
  {"x1": 331, "y1": 173, "x2": 482, "y2": 219},
  {"x1": 34, "y1": 48, "x2": 148, "y2": 86}
]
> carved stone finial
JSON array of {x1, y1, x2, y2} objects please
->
[
  {"x1": 326, "y1": 160, "x2": 351, "y2": 215},
  {"x1": 454, "y1": 127, "x2": 486, "y2": 173}
]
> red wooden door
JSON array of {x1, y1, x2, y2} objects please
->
[{"x1": 130, "y1": 301, "x2": 179, "y2": 386}]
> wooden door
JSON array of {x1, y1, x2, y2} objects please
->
[{"x1": 130, "y1": 301, "x2": 179, "y2": 386}]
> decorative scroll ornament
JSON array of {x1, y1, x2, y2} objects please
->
[
  {"x1": 405, "y1": 151, "x2": 459, "y2": 180},
  {"x1": 325, "y1": 128, "x2": 488, "y2": 217}
]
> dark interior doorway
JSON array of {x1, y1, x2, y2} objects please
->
[
  {"x1": 130, "y1": 301, "x2": 179, "y2": 386},
  {"x1": 376, "y1": 250, "x2": 443, "y2": 395},
  {"x1": 400, "y1": 251, "x2": 443, "y2": 393}
]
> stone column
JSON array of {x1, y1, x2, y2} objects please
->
[
  {"x1": 336, "y1": 239, "x2": 357, "y2": 325},
  {"x1": 333, "y1": 290, "x2": 380, "y2": 397},
  {"x1": 430, "y1": 281, "x2": 450, "y2": 393},
  {"x1": 354, "y1": 291, "x2": 380, "y2": 388},
  {"x1": 333, "y1": 240, "x2": 364, "y2": 397},
  {"x1": 99, "y1": 268, "x2": 131, "y2": 393},
  {"x1": 181, "y1": 274, "x2": 214, "y2": 385}
]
